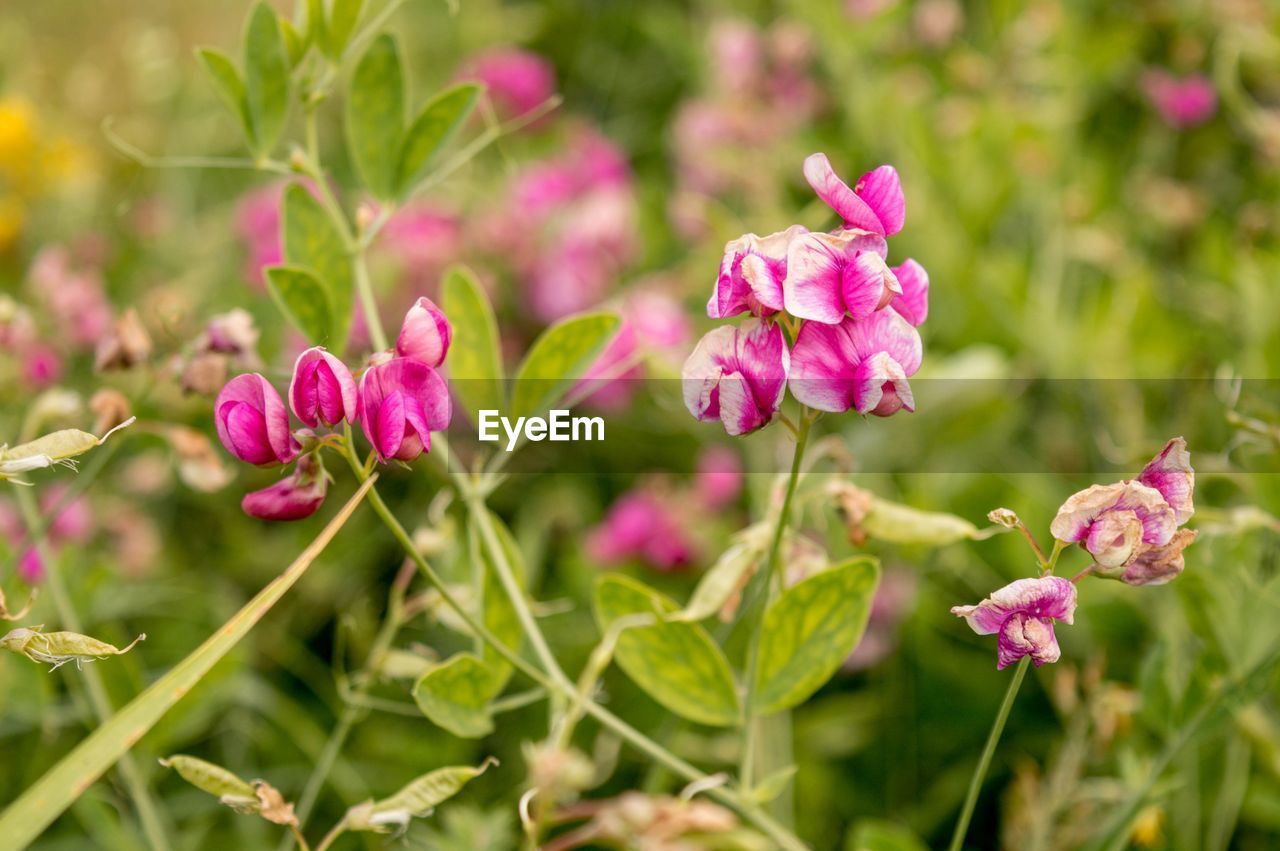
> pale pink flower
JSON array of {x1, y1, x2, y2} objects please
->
[
  {"x1": 788, "y1": 309, "x2": 922, "y2": 416},
  {"x1": 694, "y1": 446, "x2": 744, "y2": 510},
  {"x1": 803, "y1": 154, "x2": 906, "y2": 237},
  {"x1": 682, "y1": 319, "x2": 790, "y2": 436},
  {"x1": 952, "y1": 576, "x2": 1077, "y2": 669}
]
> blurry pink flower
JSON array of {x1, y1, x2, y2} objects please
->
[
  {"x1": 586, "y1": 490, "x2": 696, "y2": 571},
  {"x1": 379, "y1": 205, "x2": 461, "y2": 286},
  {"x1": 0, "y1": 486, "x2": 93, "y2": 585},
  {"x1": 289, "y1": 347, "x2": 358, "y2": 428},
  {"x1": 1142, "y1": 71, "x2": 1216, "y2": 129},
  {"x1": 22, "y1": 343, "x2": 63, "y2": 388},
  {"x1": 214, "y1": 373, "x2": 299, "y2": 466},
  {"x1": 683, "y1": 319, "x2": 790, "y2": 436},
  {"x1": 846, "y1": 568, "x2": 916, "y2": 670},
  {"x1": 788, "y1": 309, "x2": 922, "y2": 416},
  {"x1": 579, "y1": 290, "x2": 692, "y2": 410},
  {"x1": 783, "y1": 230, "x2": 899, "y2": 324},
  {"x1": 709, "y1": 226, "x2": 808, "y2": 319},
  {"x1": 460, "y1": 48, "x2": 556, "y2": 120},
  {"x1": 358, "y1": 357, "x2": 451, "y2": 463},
  {"x1": 888, "y1": 259, "x2": 930, "y2": 326},
  {"x1": 396, "y1": 296, "x2": 452, "y2": 368},
  {"x1": 803, "y1": 154, "x2": 905, "y2": 237},
  {"x1": 236, "y1": 185, "x2": 283, "y2": 287},
  {"x1": 952, "y1": 576, "x2": 1076, "y2": 669},
  {"x1": 708, "y1": 20, "x2": 764, "y2": 95},
  {"x1": 694, "y1": 446, "x2": 744, "y2": 510},
  {"x1": 202, "y1": 309, "x2": 261, "y2": 361},
  {"x1": 242, "y1": 454, "x2": 329, "y2": 522},
  {"x1": 27, "y1": 246, "x2": 112, "y2": 350}
]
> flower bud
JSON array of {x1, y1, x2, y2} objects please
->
[
  {"x1": 288, "y1": 347, "x2": 358, "y2": 428},
  {"x1": 395, "y1": 297, "x2": 452, "y2": 368},
  {"x1": 213, "y1": 373, "x2": 299, "y2": 466},
  {"x1": 241, "y1": 454, "x2": 328, "y2": 521}
]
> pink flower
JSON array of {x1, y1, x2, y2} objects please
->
[
  {"x1": 579, "y1": 290, "x2": 693, "y2": 410},
  {"x1": 22, "y1": 344, "x2": 63, "y2": 389},
  {"x1": 1122, "y1": 528, "x2": 1197, "y2": 586},
  {"x1": 788, "y1": 309, "x2": 922, "y2": 416},
  {"x1": 1138, "y1": 437, "x2": 1195, "y2": 525},
  {"x1": 358, "y1": 358, "x2": 451, "y2": 463},
  {"x1": 236, "y1": 185, "x2": 282, "y2": 287},
  {"x1": 460, "y1": 48, "x2": 556, "y2": 120},
  {"x1": 395, "y1": 297, "x2": 452, "y2": 368},
  {"x1": 27, "y1": 247, "x2": 112, "y2": 350},
  {"x1": 1142, "y1": 71, "x2": 1216, "y2": 129},
  {"x1": 682, "y1": 319, "x2": 790, "y2": 436},
  {"x1": 803, "y1": 153, "x2": 905, "y2": 237},
  {"x1": 708, "y1": 226, "x2": 808, "y2": 319},
  {"x1": 951, "y1": 576, "x2": 1077, "y2": 669},
  {"x1": 782, "y1": 230, "x2": 899, "y2": 324},
  {"x1": 889, "y1": 259, "x2": 929, "y2": 326},
  {"x1": 289, "y1": 347, "x2": 358, "y2": 428},
  {"x1": 241, "y1": 454, "x2": 329, "y2": 522},
  {"x1": 694, "y1": 446, "x2": 744, "y2": 510},
  {"x1": 0, "y1": 487, "x2": 93, "y2": 585},
  {"x1": 586, "y1": 490, "x2": 696, "y2": 571},
  {"x1": 214, "y1": 373, "x2": 299, "y2": 466}
]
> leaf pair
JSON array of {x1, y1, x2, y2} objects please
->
[
  {"x1": 347, "y1": 35, "x2": 482, "y2": 201},
  {"x1": 197, "y1": 3, "x2": 290, "y2": 158},
  {"x1": 593, "y1": 557, "x2": 880, "y2": 726}
]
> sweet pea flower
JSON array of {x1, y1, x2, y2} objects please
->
[
  {"x1": 586, "y1": 490, "x2": 696, "y2": 571},
  {"x1": 460, "y1": 48, "x2": 556, "y2": 120},
  {"x1": 289, "y1": 347, "x2": 358, "y2": 428},
  {"x1": 214, "y1": 373, "x2": 299, "y2": 466},
  {"x1": 1122, "y1": 528, "x2": 1198, "y2": 586},
  {"x1": 358, "y1": 358, "x2": 451, "y2": 463},
  {"x1": 788, "y1": 308, "x2": 922, "y2": 416},
  {"x1": 782, "y1": 229, "x2": 899, "y2": 324},
  {"x1": 1142, "y1": 71, "x2": 1216, "y2": 129},
  {"x1": 682, "y1": 319, "x2": 790, "y2": 436},
  {"x1": 708, "y1": 226, "x2": 808, "y2": 318},
  {"x1": 395, "y1": 297, "x2": 451, "y2": 368},
  {"x1": 803, "y1": 153, "x2": 905, "y2": 237},
  {"x1": 1137, "y1": 437, "x2": 1195, "y2": 525},
  {"x1": 241, "y1": 454, "x2": 329, "y2": 522},
  {"x1": 889, "y1": 259, "x2": 929, "y2": 326},
  {"x1": 952, "y1": 576, "x2": 1077, "y2": 669}
]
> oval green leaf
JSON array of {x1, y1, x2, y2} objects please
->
[
  {"x1": 593, "y1": 574, "x2": 740, "y2": 727},
  {"x1": 281, "y1": 183, "x2": 353, "y2": 352},
  {"x1": 346, "y1": 34, "x2": 404, "y2": 199},
  {"x1": 265, "y1": 265, "x2": 332, "y2": 346},
  {"x1": 396, "y1": 83, "x2": 482, "y2": 196},
  {"x1": 412, "y1": 654, "x2": 499, "y2": 739},
  {"x1": 322, "y1": 0, "x2": 364, "y2": 59},
  {"x1": 441, "y1": 265, "x2": 504, "y2": 425},
  {"x1": 242, "y1": 2, "x2": 290, "y2": 156},
  {"x1": 510, "y1": 312, "x2": 621, "y2": 422},
  {"x1": 754, "y1": 557, "x2": 880, "y2": 715},
  {"x1": 195, "y1": 48, "x2": 253, "y2": 148},
  {"x1": 159, "y1": 755, "x2": 256, "y2": 802}
]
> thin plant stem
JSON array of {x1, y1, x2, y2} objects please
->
[
  {"x1": 313, "y1": 815, "x2": 347, "y2": 851},
  {"x1": 288, "y1": 823, "x2": 312, "y2": 851},
  {"x1": 739, "y1": 416, "x2": 811, "y2": 793},
  {"x1": 948, "y1": 656, "x2": 1030, "y2": 851},
  {"x1": 14, "y1": 487, "x2": 173, "y2": 851},
  {"x1": 353, "y1": 250, "x2": 388, "y2": 351}
]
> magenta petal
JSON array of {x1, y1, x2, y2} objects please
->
[
  {"x1": 291, "y1": 360, "x2": 322, "y2": 427},
  {"x1": 1138, "y1": 437, "x2": 1194, "y2": 525},
  {"x1": 802, "y1": 153, "x2": 884, "y2": 234},
  {"x1": 854, "y1": 165, "x2": 906, "y2": 237},
  {"x1": 376, "y1": 391, "x2": 407, "y2": 462},
  {"x1": 783, "y1": 233, "x2": 848, "y2": 324},
  {"x1": 396, "y1": 296, "x2": 452, "y2": 367},
  {"x1": 951, "y1": 576, "x2": 1077, "y2": 636},
  {"x1": 890, "y1": 259, "x2": 929, "y2": 326},
  {"x1": 221, "y1": 402, "x2": 275, "y2": 465},
  {"x1": 708, "y1": 227, "x2": 804, "y2": 319},
  {"x1": 997, "y1": 614, "x2": 1060, "y2": 669},
  {"x1": 681, "y1": 320, "x2": 789, "y2": 435},
  {"x1": 852, "y1": 351, "x2": 913, "y2": 416},
  {"x1": 242, "y1": 469, "x2": 328, "y2": 521},
  {"x1": 216, "y1": 373, "x2": 297, "y2": 465},
  {"x1": 842, "y1": 251, "x2": 900, "y2": 319},
  {"x1": 788, "y1": 320, "x2": 857, "y2": 412}
]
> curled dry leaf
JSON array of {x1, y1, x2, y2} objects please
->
[{"x1": 0, "y1": 587, "x2": 37, "y2": 622}]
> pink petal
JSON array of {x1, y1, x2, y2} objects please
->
[
  {"x1": 890, "y1": 259, "x2": 929, "y2": 326},
  {"x1": 803, "y1": 153, "x2": 883, "y2": 234},
  {"x1": 997, "y1": 614, "x2": 1060, "y2": 669},
  {"x1": 841, "y1": 250, "x2": 900, "y2": 319},
  {"x1": 783, "y1": 232, "x2": 846, "y2": 324},
  {"x1": 950, "y1": 576, "x2": 1077, "y2": 636},
  {"x1": 1138, "y1": 437, "x2": 1194, "y2": 525},
  {"x1": 1049, "y1": 482, "x2": 1126, "y2": 543},
  {"x1": 242, "y1": 469, "x2": 328, "y2": 521},
  {"x1": 852, "y1": 351, "x2": 913, "y2": 416},
  {"x1": 221, "y1": 401, "x2": 275, "y2": 465},
  {"x1": 375, "y1": 391, "x2": 407, "y2": 462},
  {"x1": 854, "y1": 165, "x2": 905, "y2": 237}
]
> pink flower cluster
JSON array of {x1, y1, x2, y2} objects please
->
[
  {"x1": 0, "y1": 486, "x2": 92, "y2": 584},
  {"x1": 213, "y1": 298, "x2": 453, "y2": 521},
  {"x1": 683, "y1": 154, "x2": 929, "y2": 434}
]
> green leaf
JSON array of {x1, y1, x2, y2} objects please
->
[
  {"x1": 242, "y1": 2, "x2": 290, "y2": 156},
  {"x1": 593, "y1": 574, "x2": 740, "y2": 727},
  {"x1": 749, "y1": 765, "x2": 797, "y2": 805},
  {"x1": 347, "y1": 758, "x2": 496, "y2": 834},
  {"x1": 510, "y1": 312, "x2": 621, "y2": 422},
  {"x1": 440, "y1": 265, "x2": 504, "y2": 425},
  {"x1": 754, "y1": 558, "x2": 880, "y2": 715},
  {"x1": 412, "y1": 654, "x2": 499, "y2": 739},
  {"x1": 159, "y1": 755, "x2": 256, "y2": 802},
  {"x1": 300, "y1": 0, "x2": 325, "y2": 49},
  {"x1": 396, "y1": 83, "x2": 481, "y2": 196},
  {"x1": 0, "y1": 482, "x2": 373, "y2": 848},
  {"x1": 674, "y1": 531, "x2": 768, "y2": 622},
  {"x1": 279, "y1": 16, "x2": 306, "y2": 67},
  {"x1": 346, "y1": 34, "x2": 404, "y2": 199},
  {"x1": 265, "y1": 265, "x2": 333, "y2": 346},
  {"x1": 281, "y1": 183, "x2": 353, "y2": 352},
  {"x1": 195, "y1": 48, "x2": 254, "y2": 147},
  {"x1": 845, "y1": 819, "x2": 928, "y2": 851},
  {"x1": 322, "y1": 0, "x2": 364, "y2": 59}
]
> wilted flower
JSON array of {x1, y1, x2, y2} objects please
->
[
  {"x1": 199, "y1": 309, "x2": 262, "y2": 365},
  {"x1": 288, "y1": 347, "x2": 358, "y2": 428},
  {"x1": 586, "y1": 489, "x2": 696, "y2": 571},
  {"x1": 358, "y1": 358, "x2": 451, "y2": 463},
  {"x1": 952, "y1": 576, "x2": 1077, "y2": 669},
  {"x1": 395, "y1": 297, "x2": 451, "y2": 368},
  {"x1": 1121, "y1": 528, "x2": 1198, "y2": 586},
  {"x1": 94, "y1": 308, "x2": 152, "y2": 371},
  {"x1": 708, "y1": 226, "x2": 808, "y2": 318},
  {"x1": 1142, "y1": 71, "x2": 1216, "y2": 129},
  {"x1": 241, "y1": 453, "x2": 329, "y2": 521},
  {"x1": 682, "y1": 319, "x2": 790, "y2": 436},
  {"x1": 783, "y1": 229, "x2": 899, "y2": 324},
  {"x1": 459, "y1": 48, "x2": 556, "y2": 120},
  {"x1": 89, "y1": 388, "x2": 132, "y2": 435},
  {"x1": 214, "y1": 373, "x2": 299, "y2": 466},
  {"x1": 789, "y1": 308, "x2": 922, "y2": 416},
  {"x1": 803, "y1": 153, "x2": 905, "y2": 237}
]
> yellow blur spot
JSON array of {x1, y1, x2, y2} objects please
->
[{"x1": 1130, "y1": 804, "x2": 1163, "y2": 848}]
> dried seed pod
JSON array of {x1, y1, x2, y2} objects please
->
[
  {"x1": 0, "y1": 417, "x2": 134, "y2": 481},
  {"x1": 1, "y1": 626, "x2": 145, "y2": 670},
  {"x1": 346, "y1": 757, "x2": 497, "y2": 833},
  {"x1": 159, "y1": 755, "x2": 258, "y2": 808}
]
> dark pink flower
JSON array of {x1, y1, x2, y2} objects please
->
[
  {"x1": 952, "y1": 576, "x2": 1076, "y2": 669},
  {"x1": 788, "y1": 309, "x2": 922, "y2": 416},
  {"x1": 782, "y1": 230, "x2": 899, "y2": 324},
  {"x1": 289, "y1": 347, "x2": 358, "y2": 428},
  {"x1": 241, "y1": 454, "x2": 329, "y2": 522},
  {"x1": 214, "y1": 373, "x2": 299, "y2": 466},
  {"x1": 1142, "y1": 71, "x2": 1216, "y2": 129},
  {"x1": 395, "y1": 297, "x2": 452, "y2": 368},
  {"x1": 709, "y1": 226, "x2": 808, "y2": 319},
  {"x1": 358, "y1": 358, "x2": 451, "y2": 463},
  {"x1": 694, "y1": 446, "x2": 744, "y2": 510},
  {"x1": 586, "y1": 490, "x2": 696, "y2": 571},
  {"x1": 22, "y1": 344, "x2": 63, "y2": 389},
  {"x1": 803, "y1": 154, "x2": 905, "y2": 237},
  {"x1": 682, "y1": 319, "x2": 790, "y2": 436},
  {"x1": 460, "y1": 48, "x2": 556, "y2": 120}
]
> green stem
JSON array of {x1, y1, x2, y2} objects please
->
[
  {"x1": 948, "y1": 656, "x2": 1030, "y2": 851},
  {"x1": 739, "y1": 416, "x2": 811, "y2": 793},
  {"x1": 15, "y1": 488, "x2": 173, "y2": 851},
  {"x1": 353, "y1": 250, "x2": 389, "y2": 351},
  {"x1": 313, "y1": 815, "x2": 347, "y2": 851}
]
